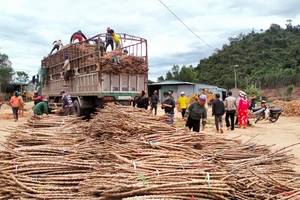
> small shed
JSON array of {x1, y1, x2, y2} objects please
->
[{"x1": 148, "y1": 80, "x2": 195, "y2": 101}]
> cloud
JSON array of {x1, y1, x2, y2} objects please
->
[{"x1": 1, "y1": 0, "x2": 300, "y2": 82}]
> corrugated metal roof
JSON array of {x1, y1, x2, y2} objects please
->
[{"x1": 149, "y1": 80, "x2": 195, "y2": 86}]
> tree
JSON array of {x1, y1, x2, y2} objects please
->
[
  {"x1": 171, "y1": 65, "x2": 180, "y2": 78},
  {"x1": 177, "y1": 65, "x2": 197, "y2": 82},
  {"x1": 0, "y1": 52, "x2": 12, "y2": 68},
  {"x1": 0, "y1": 51, "x2": 14, "y2": 92},
  {"x1": 15, "y1": 71, "x2": 29, "y2": 84},
  {"x1": 160, "y1": 65, "x2": 197, "y2": 83},
  {"x1": 165, "y1": 71, "x2": 173, "y2": 80},
  {"x1": 15, "y1": 71, "x2": 29, "y2": 93},
  {"x1": 157, "y1": 76, "x2": 164, "y2": 82},
  {"x1": 286, "y1": 84, "x2": 294, "y2": 99}
]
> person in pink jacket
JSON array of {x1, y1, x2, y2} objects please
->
[{"x1": 238, "y1": 92, "x2": 249, "y2": 128}]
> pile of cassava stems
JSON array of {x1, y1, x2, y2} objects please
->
[
  {"x1": 0, "y1": 106, "x2": 300, "y2": 200},
  {"x1": 101, "y1": 52, "x2": 148, "y2": 75},
  {"x1": 45, "y1": 44, "x2": 148, "y2": 76},
  {"x1": 272, "y1": 100, "x2": 300, "y2": 117}
]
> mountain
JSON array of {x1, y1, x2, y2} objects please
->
[{"x1": 194, "y1": 22, "x2": 300, "y2": 89}]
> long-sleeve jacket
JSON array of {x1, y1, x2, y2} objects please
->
[
  {"x1": 185, "y1": 102, "x2": 207, "y2": 125},
  {"x1": 238, "y1": 98, "x2": 249, "y2": 111},
  {"x1": 212, "y1": 99, "x2": 225, "y2": 116},
  {"x1": 33, "y1": 102, "x2": 49, "y2": 115}
]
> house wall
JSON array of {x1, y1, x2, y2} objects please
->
[
  {"x1": 178, "y1": 85, "x2": 194, "y2": 98},
  {"x1": 160, "y1": 85, "x2": 178, "y2": 101}
]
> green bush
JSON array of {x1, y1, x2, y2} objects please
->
[{"x1": 244, "y1": 86, "x2": 260, "y2": 99}]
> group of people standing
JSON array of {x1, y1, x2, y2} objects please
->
[
  {"x1": 49, "y1": 28, "x2": 121, "y2": 55},
  {"x1": 137, "y1": 89, "x2": 257, "y2": 134},
  {"x1": 222, "y1": 90, "x2": 256, "y2": 131},
  {"x1": 130, "y1": 90, "x2": 208, "y2": 132}
]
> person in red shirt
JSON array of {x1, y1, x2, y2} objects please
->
[
  {"x1": 238, "y1": 92, "x2": 249, "y2": 128},
  {"x1": 70, "y1": 30, "x2": 87, "y2": 44},
  {"x1": 10, "y1": 91, "x2": 22, "y2": 122}
]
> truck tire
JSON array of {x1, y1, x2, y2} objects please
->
[{"x1": 73, "y1": 100, "x2": 84, "y2": 117}]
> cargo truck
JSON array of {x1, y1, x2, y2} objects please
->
[{"x1": 41, "y1": 33, "x2": 148, "y2": 117}]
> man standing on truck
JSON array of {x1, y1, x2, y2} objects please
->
[
  {"x1": 109, "y1": 29, "x2": 121, "y2": 49},
  {"x1": 70, "y1": 30, "x2": 87, "y2": 44},
  {"x1": 50, "y1": 40, "x2": 63, "y2": 54},
  {"x1": 105, "y1": 27, "x2": 114, "y2": 51},
  {"x1": 97, "y1": 35, "x2": 105, "y2": 56},
  {"x1": 62, "y1": 55, "x2": 71, "y2": 87}
]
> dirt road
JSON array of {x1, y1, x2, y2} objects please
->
[
  {"x1": 1, "y1": 103, "x2": 299, "y2": 171},
  {"x1": 0, "y1": 102, "x2": 33, "y2": 150},
  {"x1": 156, "y1": 105, "x2": 300, "y2": 172}
]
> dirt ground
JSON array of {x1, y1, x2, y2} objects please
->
[
  {"x1": 155, "y1": 105, "x2": 300, "y2": 172},
  {"x1": 0, "y1": 102, "x2": 34, "y2": 150},
  {"x1": 0, "y1": 102, "x2": 299, "y2": 172}
]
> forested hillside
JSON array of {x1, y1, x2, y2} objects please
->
[{"x1": 159, "y1": 21, "x2": 300, "y2": 89}]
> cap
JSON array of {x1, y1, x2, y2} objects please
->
[
  {"x1": 33, "y1": 90, "x2": 38, "y2": 94},
  {"x1": 181, "y1": 92, "x2": 185, "y2": 95},
  {"x1": 17, "y1": 92, "x2": 21, "y2": 95},
  {"x1": 199, "y1": 94, "x2": 206, "y2": 101}
]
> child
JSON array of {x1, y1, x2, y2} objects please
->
[{"x1": 212, "y1": 93, "x2": 225, "y2": 133}]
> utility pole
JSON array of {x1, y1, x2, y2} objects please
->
[
  {"x1": 234, "y1": 65, "x2": 239, "y2": 94},
  {"x1": 259, "y1": 81, "x2": 262, "y2": 101}
]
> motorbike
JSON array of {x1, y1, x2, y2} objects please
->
[{"x1": 251, "y1": 105, "x2": 283, "y2": 123}]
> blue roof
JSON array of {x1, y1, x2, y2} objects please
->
[{"x1": 149, "y1": 80, "x2": 195, "y2": 86}]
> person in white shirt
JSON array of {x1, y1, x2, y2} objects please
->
[
  {"x1": 50, "y1": 40, "x2": 63, "y2": 54},
  {"x1": 224, "y1": 91, "x2": 237, "y2": 130}
]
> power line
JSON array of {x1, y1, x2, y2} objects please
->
[{"x1": 158, "y1": 0, "x2": 215, "y2": 50}]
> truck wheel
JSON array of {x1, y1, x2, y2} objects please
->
[{"x1": 73, "y1": 100, "x2": 84, "y2": 117}]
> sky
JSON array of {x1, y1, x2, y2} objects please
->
[{"x1": 1, "y1": 0, "x2": 300, "y2": 82}]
